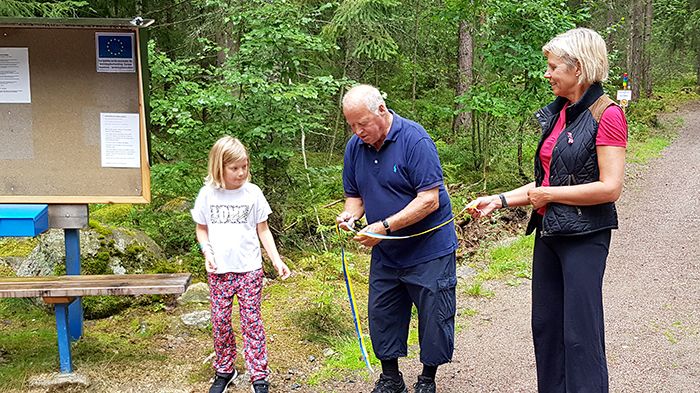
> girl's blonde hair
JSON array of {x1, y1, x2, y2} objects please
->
[
  {"x1": 542, "y1": 27, "x2": 609, "y2": 85},
  {"x1": 205, "y1": 136, "x2": 250, "y2": 188}
]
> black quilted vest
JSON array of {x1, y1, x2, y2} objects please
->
[{"x1": 525, "y1": 83, "x2": 620, "y2": 237}]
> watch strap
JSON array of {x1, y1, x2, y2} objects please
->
[{"x1": 381, "y1": 219, "x2": 391, "y2": 235}]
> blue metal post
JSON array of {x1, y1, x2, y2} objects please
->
[
  {"x1": 64, "y1": 228, "x2": 83, "y2": 340},
  {"x1": 54, "y1": 303, "x2": 73, "y2": 373}
]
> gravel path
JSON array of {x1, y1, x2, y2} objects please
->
[{"x1": 326, "y1": 101, "x2": 700, "y2": 393}]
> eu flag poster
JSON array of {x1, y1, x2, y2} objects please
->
[{"x1": 95, "y1": 32, "x2": 135, "y2": 73}]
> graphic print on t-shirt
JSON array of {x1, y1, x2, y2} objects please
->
[{"x1": 209, "y1": 204, "x2": 252, "y2": 224}]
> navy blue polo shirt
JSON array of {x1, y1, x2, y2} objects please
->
[{"x1": 342, "y1": 111, "x2": 458, "y2": 268}]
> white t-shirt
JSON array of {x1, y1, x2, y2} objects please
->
[{"x1": 191, "y1": 182, "x2": 272, "y2": 274}]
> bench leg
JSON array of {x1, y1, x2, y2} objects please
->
[
  {"x1": 54, "y1": 303, "x2": 73, "y2": 373},
  {"x1": 65, "y1": 228, "x2": 83, "y2": 340}
]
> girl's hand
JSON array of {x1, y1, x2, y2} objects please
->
[
  {"x1": 273, "y1": 259, "x2": 291, "y2": 280},
  {"x1": 201, "y1": 242, "x2": 217, "y2": 273},
  {"x1": 466, "y1": 196, "x2": 500, "y2": 219},
  {"x1": 204, "y1": 252, "x2": 217, "y2": 273}
]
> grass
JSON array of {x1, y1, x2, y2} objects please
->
[
  {"x1": 0, "y1": 298, "x2": 177, "y2": 390},
  {"x1": 627, "y1": 135, "x2": 672, "y2": 164},
  {"x1": 478, "y1": 236, "x2": 534, "y2": 282}
]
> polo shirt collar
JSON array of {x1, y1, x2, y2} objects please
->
[{"x1": 385, "y1": 110, "x2": 401, "y2": 143}]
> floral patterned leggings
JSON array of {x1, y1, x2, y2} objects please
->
[{"x1": 208, "y1": 269, "x2": 269, "y2": 382}]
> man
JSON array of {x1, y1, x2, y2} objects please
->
[{"x1": 336, "y1": 84, "x2": 458, "y2": 393}]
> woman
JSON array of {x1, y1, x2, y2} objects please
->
[{"x1": 468, "y1": 28, "x2": 627, "y2": 392}]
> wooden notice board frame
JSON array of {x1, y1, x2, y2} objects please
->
[{"x1": 0, "y1": 18, "x2": 154, "y2": 204}]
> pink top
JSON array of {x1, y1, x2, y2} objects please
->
[{"x1": 537, "y1": 104, "x2": 628, "y2": 215}]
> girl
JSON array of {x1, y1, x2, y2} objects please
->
[{"x1": 191, "y1": 136, "x2": 291, "y2": 393}]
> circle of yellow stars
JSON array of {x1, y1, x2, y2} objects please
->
[{"x1": 105, "y1": 37, "x2": 126, "y2": 56}]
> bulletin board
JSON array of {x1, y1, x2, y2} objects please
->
[{"x1": 0, "y1": 18, "x2": 153, "y2": 204}]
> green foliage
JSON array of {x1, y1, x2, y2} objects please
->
[
  {"x1": 324, "y1": 0, "x2": 401, "y2": 61},
  {"x1": 0, "y1": 0, "x2": 87, "y2": 17}
]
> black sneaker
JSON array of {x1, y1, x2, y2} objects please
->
[
  {"x1": 251, "y1": 379, "x2": 270, "y2": 393},
  {"x1": 209, "y1": 370, "x2": 237, "y2": 393},
  {"x1": 371, "y1": 373, "x2": 408, "y2": 393},
  {"x1": 413, "y1": 375, "x2": 436, "y2": 393}
]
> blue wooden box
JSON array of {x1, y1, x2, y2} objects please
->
[{"x1": 0, "y1": 204, "x2": 50, "y2": 237}]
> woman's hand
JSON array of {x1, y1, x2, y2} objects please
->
[
  {"x1": 273, "y1": 259, "x2": 291, "y2": 280},
  {"x1": 466, "y1": 196, "x2": 500, "y2": 218},
  {"x1": 527, "y1": 187, "x2": 553, "y2": 209}
]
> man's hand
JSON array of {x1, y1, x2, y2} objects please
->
[
  {"x1": 336, "y1": 211, "x2": 357, "y2": 231},
  {"x1": 354, "y1": 221, "x2": 384, "y2": 247}
]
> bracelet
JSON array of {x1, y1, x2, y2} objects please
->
[
  {"x1": 199, "y1": 242, "x2": 212, "y2": 254},
  {"x1": 498, "y1": 193, "x2": 508, "y2": 208}
]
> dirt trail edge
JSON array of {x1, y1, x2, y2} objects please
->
[{"x1": 327, "y1": 101, "x2": 700, "y2": 393}]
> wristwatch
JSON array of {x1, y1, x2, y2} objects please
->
[{"x1": 381, "y1": 219, "x2": 391, "y2": 235}]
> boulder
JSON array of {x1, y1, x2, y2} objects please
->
[
  {"x1": 177, "y1": 282, "x2": 210, "y2": 305},
  {"x1": 180, "y1": 310, "x2": 211, "y2": 328}
]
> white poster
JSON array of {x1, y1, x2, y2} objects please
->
[
  {"x1": 0, "y1": 48, "x2": 31, "y2": 103},
  {"x1": 95, "y1": 32, "x2": 136, "y2": 73},
  {"x1": 100, "y1": 113, "x2": 141, "y2": 168}
]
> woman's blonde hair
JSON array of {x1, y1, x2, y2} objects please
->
[
  {"x1": 205, "y1": 136, "x2": 250, "y2": 188},
  {"x1": 542, "y1": 27, "x2": 609, "y2": 85}
]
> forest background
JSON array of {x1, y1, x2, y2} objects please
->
[{"x1": 0, "y1": 0, "x2": 699, "y2": 390}]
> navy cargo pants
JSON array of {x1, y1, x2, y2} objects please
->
[
  {"x1": 368, "y1": 252, "x2": 456, "y2": 366},
  {"x1": 533, "y1": 228, "x2": 611, "y2": 393}
]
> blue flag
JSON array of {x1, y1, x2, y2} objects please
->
[{"x1": 97, "y1": 35, "x2": 133, "y2": 59}]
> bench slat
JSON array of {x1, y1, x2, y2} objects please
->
[{"x1": 0, "y1": 273, "x2": 192, "y2": 298}]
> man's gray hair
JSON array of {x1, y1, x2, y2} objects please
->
[
  {"x1": 542, "y1": 27, "x2": 609, "y2": 85},
  {"x1": 342, "y1": 84, "x2": 386, "y2": 114}
]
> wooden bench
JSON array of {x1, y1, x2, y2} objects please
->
[{"x1": 0, "y1": 273, "x2": 192, "y2": 373}]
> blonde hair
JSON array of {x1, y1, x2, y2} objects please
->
[
  {"x1": 542, "y1": 27, "x2": 609, "y2": 85},
  {"x1": 342, "y1": 84, "x2": 386, "y2": 114},
  {"x1": 205, "y1": 136, "x2": 250, "y2": 188}
]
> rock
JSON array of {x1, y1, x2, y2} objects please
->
[
  {"x1": 177, "y1": 282, "x2": 210, "y2": 305},
  {"x1": 9, "y1": 226, "x2": 165, "y2": 278},
  {"x1": 308, "y1": 355, "x2": 316, "y2": 362},
  {"x1": 322, "y1": 348, "x2": 335, "y2": 357},
  {"x1": 457, "y1": 266, "x2": 476, "y2": 279},
  {"x1": 28, "y1": 372, "x2": 90, "y2": 389},
  {"x1": 180, "y1": 310, "x2": 211, "y2": 328}
]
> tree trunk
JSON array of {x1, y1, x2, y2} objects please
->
[
  {"x1": 627, "y1": 0, "x2": 644, "y2": 101},
  {"x1": 453, "y1": 20, "x2": 473, "y2": 138},
  {"x1": 642, "y1": 0, "x2": 653, "y2": 97}
]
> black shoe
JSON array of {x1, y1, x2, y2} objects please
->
[
  {"x1": 251, "y1": 379, "x2": 270, "y2": 393},
  {"x1": 209, "y1": 370, "x2": 237, "y2": 393},
  {"x1": 371, "y1": 373, "x2": 408, "y2": 393},
  {"x1": 413, "y1": 375, "x2": 436, "y2": 393}
]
